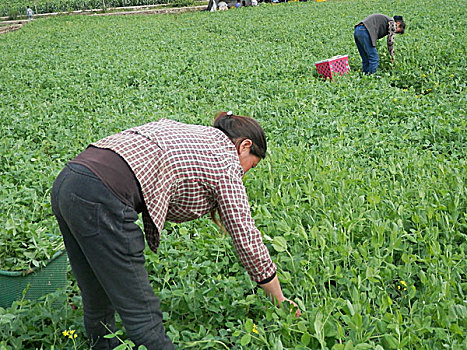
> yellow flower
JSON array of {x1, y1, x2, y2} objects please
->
[
  {"x1": 402, "y1": 89, "x2": 407, "y2": 92},
  {"x1": 450, "y1": 74, "x2": 454, "y2": 78},
  {"x1": 63, "y1": 329, "x2": 78, "y2": 340},
  {"x1": 398, "y1": 281, "x2": 408, "y2": 291},
  {"x1": 393, "y1": 98, "x2": 398, "y2": 102},
  {"x1": 252, "y1": 324, "x2": 259, "y2": 334},
  {"x1": 421, "y1": 74, "x2": 426, "y2": 78}
]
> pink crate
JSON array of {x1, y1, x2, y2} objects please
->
[{"x1": 315, "y1": 55, "x2": 350, "y2": 80}]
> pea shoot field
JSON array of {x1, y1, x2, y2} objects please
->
[
  {"x1": 0, "y1": 0, "x2": 466, "y2": 348},
  {"x1": 0, "y1": 0, "x2": 197, "y2": 18}
]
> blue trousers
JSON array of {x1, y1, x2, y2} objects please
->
[
  {"x1": 354, "y1": 25, "x2": 379, "y2": 74},
  {"x1": 51, "y1": 163, "x2": 174, "y2": 350}
]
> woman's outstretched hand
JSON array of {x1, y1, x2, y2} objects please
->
[
  {"x1": 276, "y1": 297, "x2": 301, "y2": 317},
  {"x1": 259, "y1": 274, "x2": 301, "y2": 317}
]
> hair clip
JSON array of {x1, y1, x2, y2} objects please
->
[{"x1": 226, "y1": 111, "x2": 233, "y2": 117}]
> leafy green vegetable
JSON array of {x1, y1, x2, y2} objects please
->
[{"x1": 0, "y1": 0, "x2": 465, "y2": 348}]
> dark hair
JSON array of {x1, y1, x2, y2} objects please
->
[
  {"x1": 394, "y1": 16, "x2": 406, "y2": 34},
  {"x1": 214, "y1": 111, "x2": 267, "y2": 159}
]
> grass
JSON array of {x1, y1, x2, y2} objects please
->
[{"x1": 0, "y1": 0, "x2": 466, "y2": 348}]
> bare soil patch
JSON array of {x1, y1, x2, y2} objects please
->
[{"x1": 0, "y1": 22, "x2": 25, "y2": 35}]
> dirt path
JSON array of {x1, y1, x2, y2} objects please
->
[
  {"x1": 0, "y1": 3, "x2": 207, "y2": 35},
  {"x1": 0, "y1": 22, "x2": 25, "y2": 35}
]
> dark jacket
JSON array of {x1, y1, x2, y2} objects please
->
[{"x1": 357, "y1": 14, "x2": 393, "y2": 46}]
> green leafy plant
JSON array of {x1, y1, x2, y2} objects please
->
[
  {"x1": 103, "y1": 329, "x2": 148, "y2": 350},
  {"x1": 6, "y1": 8, "x2": 19, "y2": 19},
  {"x1": 0, "y1": 0, "x2": 466, "y2": 348},
  {"x1": 0, "y1": 0, "x2": 196, "y2": 17},
  {"x1": 169, "y1": 0, "x2": 195, "y2": 7}
]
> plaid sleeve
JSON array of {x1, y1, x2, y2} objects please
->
[
  {"x1": 387, "y1": 20, "x2": 396, "y2": 57},
  {"x1": 142, "y1": 210, "x2": 160, "y2": 253},
  {"x1": 216, "y1": 175, "x2": 276, "y2": 283}
]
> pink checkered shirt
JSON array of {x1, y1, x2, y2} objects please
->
[{"x1": 92, "y1": 119, "x2": 276, "y2": 282}]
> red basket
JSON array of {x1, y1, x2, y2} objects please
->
[{"x1": 315, "y1": 55, "x2": 350, "y2": 80}]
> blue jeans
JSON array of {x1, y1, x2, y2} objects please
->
[
  {"x1": 51, "y1": 163, "x2": 174, "y2": 350},
  {"x1": 354, "y1": 25, "x2": 379, "y2": 74}
]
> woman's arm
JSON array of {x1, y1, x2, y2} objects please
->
[{"x1": 216, "y1": 174, "x2": 301, "y2": 317}]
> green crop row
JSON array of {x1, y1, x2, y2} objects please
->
[
  {"x1": 0, "y1": 0, "x2": 466, "y2": 348},
  {"x1": 0, "y1": 0, "x2": 195, "y2": 18}
]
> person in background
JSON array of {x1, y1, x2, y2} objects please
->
[
  {"x1": 26, "y1": 6, "x2": 33, "y2": 20},
  {"x1": 235, "y1": 0, "x2": 242, "y2": 8},
  {"x1": 207, "y1": 0, "x2": 216, "y2": 11},
  {"x1": 218, "y1": 1, "x2": 228, "y2": 10},
  {"x1": 354, "y1": 14, "x2": 405, "y2": 74},
  {"x1": 51, "y1": 112, "x2": 300, "y2": 350}
]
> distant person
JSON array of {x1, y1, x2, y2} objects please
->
[
  {"x1": 26, "y1": 6, "x2": 33, "y2": 20},
  {"x1": 251, "y1": 0, "x2": 258, "y2": 5},
  {"x1": 235, "y1": 0, "x2": 242, "y2": 8},
  {"x1": 210, "y1": 0, "x2": 217, "y2": 11},
  {"x1": 207, "y1": 0, "x2": 216, "y2": 11},
  {"x1": 218, "y1": 1, "x2": 228, "y2": 10},
  {"x1": 354, "y1": 14, "x2": 405, "y2": 74}
]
